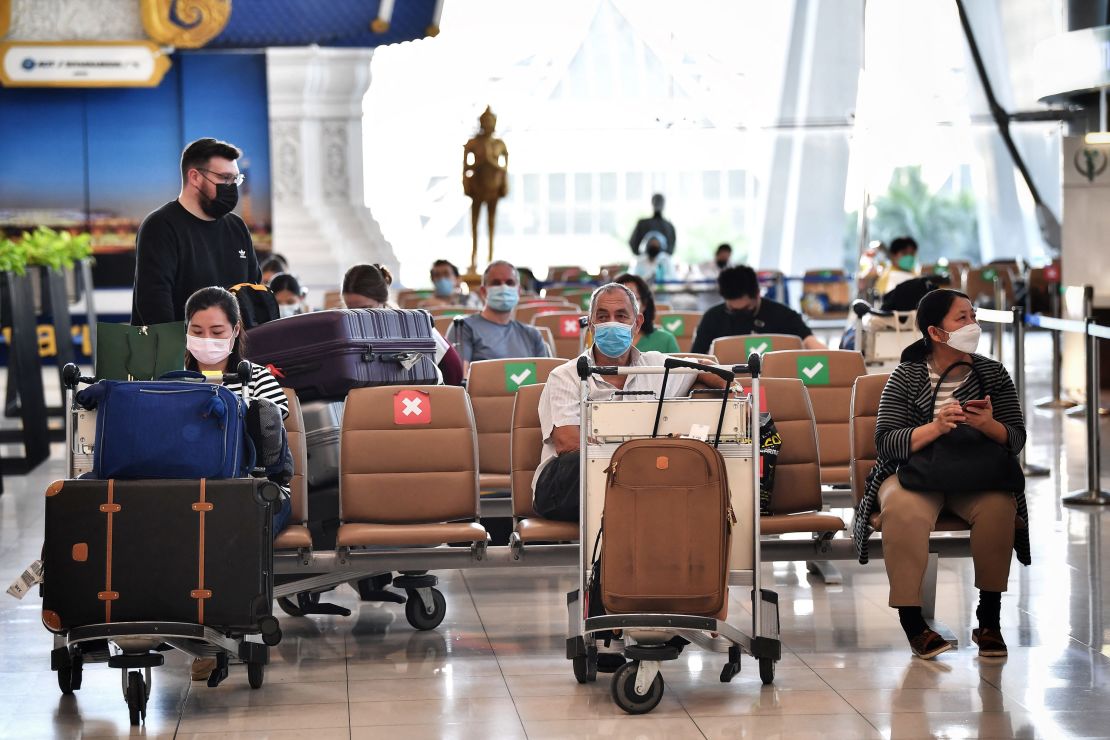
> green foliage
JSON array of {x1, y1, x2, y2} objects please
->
[
  {"x1": 6, "y1": 226, "x2": 93, "y2": 274},
  {"x1": 0, "y1": 236, "x2": 30, "y2": 276},
  {"x1": 845, "y1": 166, "x2": 981, "y2": 266}
]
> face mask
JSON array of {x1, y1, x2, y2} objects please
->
[
  {"x1": 592, "y1": 321, "x2": 634, "y2": 358},
  {"x1": 433, "y1": 277, "x2": 456, "y2": 297},
  {"x1": 200, "y1": 182, "x2": 238, "y2": 218},
  {"x1": 187, "y1": 334, "x2": 234, "y2": 366},
  {"x1": 278, "y1": 303, "x2": 302, "y2": 318},
  {"x1": 646, "y1": 246, "x2": 661, "y2": 259},
  {"x1": 715, "y1": 258, "x2": 729, "y2": 269},
  {"x1": 896, "y1": 255, "x2": 917, "y2": 271},
  {"x1": 942, "y1": 323, "x2": 981, "y2": 353},
  {"x1": 485, "y1": 284, "x2": 519, "y2": 312}
]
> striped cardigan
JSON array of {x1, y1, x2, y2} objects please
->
[{"x1": 853, "y1": 354, "x2": 1031, "y2": 566}]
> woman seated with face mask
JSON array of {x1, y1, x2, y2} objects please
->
[
  {"x1": 632, "y1": 231, "x2": 677, "y2": 284},
  {"x1": 183, "y1": 286, "x2": 291, "y2": 680},
  {"x1": 269, "y1": 272, "x2": 309, "y2": 317},
  {"x1": 854, "y1": 288, "x2": 1028, "y2": 660}
]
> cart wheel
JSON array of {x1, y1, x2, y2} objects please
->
[
  {"x1": 247, "y1": 662, "x2": 265, "y2": 690},
  {"x1": 759, "y1": 657, "x2": 775, "y2": 685},
  {"x1": 276, "y1": 597, "x2": 304, "y2": 617},
  {"x1": 57, "y1": 665, "x2": 74, "y2": 695},
  {"x1": 125, "y1": 671, "x2": 146, "y2": 726},
  {"x1": 611, "y1": 661, "x2": 664, "y2": 715},
  {"x1": 572, "y1": 649, "x2": 598, "y2": 684},
  {"x1": 404, "y1": 588, "x2": 446, "y2": 631}
]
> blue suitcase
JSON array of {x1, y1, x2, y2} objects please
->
[{"x1": 76, "y1": 379, "x2": 252, "y2": 480}]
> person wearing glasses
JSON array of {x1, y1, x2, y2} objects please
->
[{"x1": 131, "y1": 138, "x2": 261, "y2": 325}]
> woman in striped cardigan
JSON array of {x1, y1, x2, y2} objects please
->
[{"x1": 853, "y1": 289, "x2": 1028, "y2": 660}]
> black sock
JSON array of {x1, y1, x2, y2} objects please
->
[
  {"x1": 976, "y1": 590, "x2": 1002, "y2": 630},
  {"x1": 897, "y1": 606, "x2": 928, "y2": 639}
]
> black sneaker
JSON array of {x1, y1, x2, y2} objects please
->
[
  {"x1": 909, "y1": 628, "x2": 952, "y2": 660},
  {"x1": 972, "y1": 628, "x2": 1008, "y2": 657}
]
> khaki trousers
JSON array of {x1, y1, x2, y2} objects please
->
[{"x1": 877, "y1": 475, "x2": 1016, "y2": 607}]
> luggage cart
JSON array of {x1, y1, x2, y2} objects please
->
[
  {"x1": 566, "y1": 355, "x2": 781, "y2": 714},
  {"x1": 850, "y1": 301, "x2": 918, "y2": 369},
  {"x1": 51, "y1": 362, "x2": 282, "y2": 726}
]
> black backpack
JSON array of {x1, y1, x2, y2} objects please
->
[{"x1": 230, "y1": 283, "x2": 280, "y2": 329}]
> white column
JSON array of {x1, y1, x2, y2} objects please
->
[{"x1": 267, "y1": 47, "x2": 397, "y2": 296}]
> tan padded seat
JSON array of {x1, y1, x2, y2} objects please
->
[
  {"x1": 762, "y1": 349, "x2": 867, "y2": 487},
  {"x1": 656, "y1": 311, "x2": 702, "y2": 353},
  {"x1": 275, "y1": 388, "x2": 311, "y2": 550},
  {"x1": 510, "y1": 383, "x2": 579, "y2": 543},
  {"x1": 340, "y1": 385, "x2": 484, "y2": 535},
  {"x1": 479, "y1": 474, "x2": 513, "y2": 491},
  {"x1": 757, "y1": 377, "x2": 845, "y2": 535},
  {"x1": 467, "y1": 358, "x2": 565, "y2": 491},
  {"x1": 274, "y1": 526, "x2": 312, "y2": 549},
  {"x1": 532, "y1": 311, "x2": 585, "y2": 360},
  {"x1": 516, "y1": 517, "x2": 578, "y2": 542},
  {"x1": 849, "y1": 373, "x2": 970, "y2": 533},
  {"x1": 337, "y1": 522, "x2": 488, "y2": 547},
  {"x1": 710, "y1": 334, "x2": 803, "y2": 365}
]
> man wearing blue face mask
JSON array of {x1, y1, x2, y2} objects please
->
[
  {"x1": 532, "y1": 283, "x2": 727, "y2": 522},
  {"x1": 447, "y1": 260, "x2": 549, "y2": 370},
  {"x1": 418, "y1": 259, "x2": 479, "y2": 309}
]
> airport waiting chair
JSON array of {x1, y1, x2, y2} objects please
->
[
  {"x1": 510, "y1": 383, "x2": 578, "y2": 545},
  {"x1": 273, "y1": 388, "x2": 312, "y2": 552},
  {"x1": 757, "y1": 378, "x2": 846, "y2": 537},
  {"x1": 515, "y1": 302, "x2": 576, "y2": 326},
  {"x1": 761, "y1": 349, "x2": 867, "y2": 487},
  {"x1": 466, "y1": 358, "x2": 567, "y2": 495},
  {"x1": 337, "y1": 385, "x2": 487, "y2": 549},
  {"x1": 655, "y1": 310, "x2": 702, "y2": 353},
  {"x1": 532, "y1": 311, "x2": 586, "y2": 360},
  {"x1": 709, "y1": 334, "x2": 803, "y2": 366}
]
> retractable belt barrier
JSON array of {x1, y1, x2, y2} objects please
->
[{"x1": 1016, "y1": 287, "x2": 1110, "y2": 505}]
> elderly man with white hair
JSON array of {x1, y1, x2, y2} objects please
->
[{"x1": 532, "y1": 282, "x2": 726, "y2": 522}]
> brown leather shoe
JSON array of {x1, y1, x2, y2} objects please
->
[
  {"x1": 972, "y1": 628, "x2": 1008, "y2": 657},
  {"x1": 909, "y1": 629, "x2": 952, "y2": 660}
]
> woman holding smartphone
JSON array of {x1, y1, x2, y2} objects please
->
[{"x1": 854, "y1": 289, "x2": 1028, "y2": 660}]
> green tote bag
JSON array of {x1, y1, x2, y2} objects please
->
[{"x1": 94, "y1": 322, "x2": 187, "y2": 381}]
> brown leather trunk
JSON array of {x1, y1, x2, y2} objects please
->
[{"x1": 600, "y1": 437, "x2": 732, "y2": 617}]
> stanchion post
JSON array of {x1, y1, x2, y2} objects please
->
[
  {"x1": 774, "y1": 273, "x2": 786, "y2": 305},
  {"x1": 1037, "y1": 282, "x2": 1077, "y2": 409},
  {"x1": 1064, "y1": 318, "x2": 1110, "y2": 505},
  {"x1": 1013, "y1": 305, "x2": 1050, "y2": 477}
]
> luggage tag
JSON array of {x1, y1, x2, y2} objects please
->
[
  {"x1": 683, "y1": 423, "x2": 711, "y2": 442},
  {"x1": 6, "y1": 559, "x2": 44, "y2": 600},
  {"x1": 398, "y1": 354, "x2": 421, "y2": 371}
]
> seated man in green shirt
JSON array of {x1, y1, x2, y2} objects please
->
[
  {"x1": 614, "y1": 273, "x2": 680, "y2": 353},
  {"x1": 691, "y1": 265, "x2": 827, "y2": 354}
]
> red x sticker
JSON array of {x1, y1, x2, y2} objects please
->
[
  {"x1": 393, "y1": 390, "x2": 432, "y2": 425},
  {"x1": 559, "y1": 317, "x2": 581, "y2": 338}
]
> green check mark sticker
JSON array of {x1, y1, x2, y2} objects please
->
[
  {"x1": 744, "y1": 336, "x2": 771, "y2": 356},
  {"x1": 663, "y1": 317, "x2": 686, "y2": 336},
  {"x1": 505, "y1": 362, "x2": 538, "y2": 391},
  {"x1": 797, "y1": 355, "x2": 830, "y2": 385}
]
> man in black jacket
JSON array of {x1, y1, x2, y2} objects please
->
[
  {"x1": 628, "y1": 193, "x2": 677, "y2": 255},
  {"x1": 131, "y1": 138, "x2": 260, "y2": 325}
]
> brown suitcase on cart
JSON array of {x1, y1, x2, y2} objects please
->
[{"x1": 599, "y1": 370, "x2": 734, "y2": 617}]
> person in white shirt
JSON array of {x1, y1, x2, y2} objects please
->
[
  {"x1": 632, "y1": 232, "x2": 677, "y2": 285},
  {"x1": 532, "y1": 282, "x2": 726, "y2": 521}
]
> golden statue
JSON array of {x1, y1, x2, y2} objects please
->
[{"x1": 463, "y1": 106, "x2": 509, "y2": 276}]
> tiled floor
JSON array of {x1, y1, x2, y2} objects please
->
[{"x1": 2, "y1": 337, "x2": 1110, "y2": 738}]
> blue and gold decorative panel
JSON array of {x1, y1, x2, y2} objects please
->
[{"x1": 140, "y1": 0, "x2": 232, "y2": 49}]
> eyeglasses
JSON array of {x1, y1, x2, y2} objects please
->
[{"x1": 198, "y1": 168, "x2": 245, "y2": 187}]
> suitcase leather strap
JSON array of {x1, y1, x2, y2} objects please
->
[
  {"x1": 98, "y1": 480, "x2": 120, "y2": 622},
  {"x1": 191, "y1": 479, "x2": 213, "y2": 623}
]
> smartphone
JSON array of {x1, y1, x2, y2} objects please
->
[{"x1": 963, "y1": 399, "x2": 988, "y2": 410}]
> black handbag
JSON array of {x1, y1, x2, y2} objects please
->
[{"x1": 897, "y1": 361, "x2": 1025, "y2": 494}]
